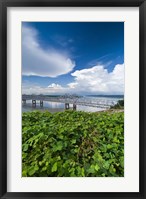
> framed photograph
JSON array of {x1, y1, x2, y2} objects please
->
[{"x1": 0, "y1": 0, "x2": 146, "y2": 198}]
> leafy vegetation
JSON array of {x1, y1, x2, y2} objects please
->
[
  {"x1": 110, "y1": 99, "x2": 124, "y2": 109},
  {"x1": 22, "y1": 110, "x2": 124, "y2": 177}
]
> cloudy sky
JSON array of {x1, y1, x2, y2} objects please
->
[{"x1": 22, "y1": 22, "x2": 124, "y2": 95}]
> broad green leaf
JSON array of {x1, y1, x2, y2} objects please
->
[
  {"x1": 95, "y1": 164, "x2": 100, "y2": 171},
  {"x1": 52, "y1": 162, "x2": 57, "y2": 172},
  {"x1": 23, "y1": 144, "x2": 28, "y2": 152},
  {"x1": 71, "y1": 139, "x2": 76, "y2": 144}
]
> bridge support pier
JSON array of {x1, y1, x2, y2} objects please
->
[
  {"x1": 73, "y1": 103, "x2": 76, "y2": 111},
  {"x1": 40, "y1": 100, "x2": 43, "y2": 107},
  {"x1": 65, "y1": 103, "x2": 70, "y2": 110},
  {"x1": 32, "y1": 100, "x2": 36, "y2": 107},
  {"x1": 22, "y1": 99, "x2": 26, "y2": 105}
]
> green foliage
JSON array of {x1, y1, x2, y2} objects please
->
[
  {"x1": 22, "y1": 110, "x2": 124, "y2": 177},
  {"x1": 110, "y1": 99, "x2": 124, "y2": 109}
]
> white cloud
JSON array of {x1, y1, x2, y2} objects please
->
[
  {"x1": 22, "y1": 64, "x2": 124, "y2": 95},
  {"x1": 68, "y1": 63, "x2": 124, "y2": 94},
  {"x1": 22, "y1": 25, "x2": 75, "y2": 77},
  {"x1": 22, "y1": 83, "x2": 68, "y2": 95},
  {"x1": 48, "y1": 83, "x2": 63, "y2": 89}
]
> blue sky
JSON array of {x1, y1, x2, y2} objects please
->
[{"x1": 22, "y1": 22, "x2": 124, "y2": 95}]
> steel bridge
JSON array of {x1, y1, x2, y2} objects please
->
[{"x1": 22, "y1": 94, "x2": 112, "y2": 110}]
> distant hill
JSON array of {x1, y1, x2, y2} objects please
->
[{"x1": 86, "y1": 95, "x2": 124, "y2": 98}]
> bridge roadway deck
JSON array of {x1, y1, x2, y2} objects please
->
[{"x1": 22, "y1": 95, "x2": 111, "y2": 109}]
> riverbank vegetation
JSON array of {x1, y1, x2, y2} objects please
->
[
  {"x1": 22, "y1": 110, "x2": 124, "y2": 177},
  {"x1": 110, "y1": 99, "x2": 124, "y2": 109}
]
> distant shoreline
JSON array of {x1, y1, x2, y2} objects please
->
[{"x1": 22, "y1": 94, "x2": 124, "y2": 98}]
